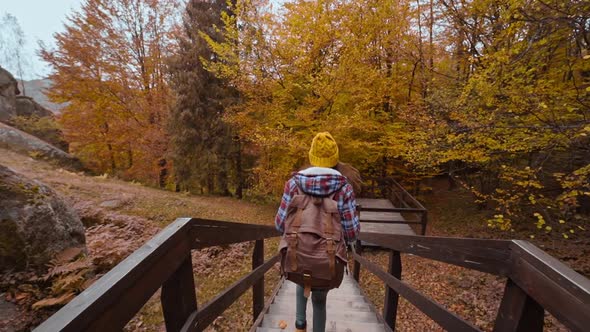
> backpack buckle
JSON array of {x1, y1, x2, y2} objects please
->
[{"x1": 303, "y1": 273, "x2": 312, "y2": 298}]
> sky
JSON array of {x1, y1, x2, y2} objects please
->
[
  {"x1": 1, "y1": 0, "x2": 82, "y2": 80},
  {"x1": 1, "y1": 0, "x2": 284, "y2": 80}
]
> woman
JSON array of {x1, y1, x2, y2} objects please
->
[{"x1": 275, "y1": 132, "x2": 361, "y2": 332}]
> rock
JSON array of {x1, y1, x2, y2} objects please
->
[
  {"x1": 0, "y1": 122, "x2": 83, "y2": 171},
  {"x1": 15, "y1": 96, "x2": 54, "y2": 118},
  {"x1": 0, "y1": 66, "x2": 19, "y2": 123},
  {"x1": 18, "y1": 78, "x2": 63, "y2": 114},
  {"x1": 0, "y1": 164, "x2": 86, "y2": 271},
  {"x1": 0, "y1": 297, "x2": 18, "y2": 332},
  {"x1": 99, "y1": 199, "x2": 124, "y2": 209}
]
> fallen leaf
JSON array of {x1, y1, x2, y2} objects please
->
[
  {"x1": 54, "y1": 247, "x2": 85, "y2": 263},
  {"x1": 32, "y1": 293, "x2": 76, "y2": 310},
  {"x1": 14, "y1": 293, "x2": 29, "y2": 302},
  {"x1": 278, "y1": 320, "x2": 288, "y2": 329}
]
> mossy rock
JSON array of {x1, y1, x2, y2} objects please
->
[
  {"x1": 0, "y1": 219, "x2": 27, "y2": 269},
  {"x1": 0, "y1": 164, "x2": 86, "y2": 272}
]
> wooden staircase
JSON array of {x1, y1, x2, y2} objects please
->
[
  {"x1": 255, "y1": 274, "x2": 389, "y2": 332},
  {"x1": 34, "y1": 179, "x2": 590, "y2": 332}
]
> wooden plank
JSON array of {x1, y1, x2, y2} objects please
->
[
  {"x1": 509, "y1": 241, "x2": 590, "y2": 332},
  {"x1": 181, "y1": 254, "x2": 280, "y2": 332},
  {"x1": 383, "y1": 250, "x2": 401, "y2": 330},
  {"x1": 360, "y1": 211, "x2": 407, "y2": 223},
  {"x1": 266, "y1": 274, "x2": 392, "y2": 331},
  {"x1": 353, "y1": 252, "x2": 481, "y2": 332},
  {"x1": 361, "y1": 223, "x2": 416, "y2": 236},
  {"x1": 359, "y1": 233, "x2": 512, "y2": 276},
  {"x1": 161, "y1": 255, "x2": 198, "y2": 332},
  {"x1": 493, "y1": 279, "x2": 543, "y2": 332},
  {"x1": 353, "y1": 240, "x2": 362, "y2": 282},
  {"x1": 252, "y1": 240, "x2": 264, "y2": 322},
  {"x1": 510, "y1": 240, "x2": 590, "y2": 303},
  {"x1": 248, "y1": 278, "x2": 285, "y2": 332},
  {"x1": 420, "y1": 210, "x2": 428, "y2": 235},
  {"x1": 34, "y1": 218, "x2": 194, "y2": 332},
  {"x1": 359, "y1": 207, "x2": 427, "y2": 213},
  {"x1": 352, "y1": 275, "x2": 394, "y2": 332},
  {"x1": 190, "y1": 219, "x2": 280, "y2": 249},
  {"x1": 356, "y1": 198, "x2": 395, "y2": 210}
]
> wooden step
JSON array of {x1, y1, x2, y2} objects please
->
[
  {"x1": 255, "y1": 275, "x2": 387, "y2": 331},
  {"x1": 273, "y1": 294, "x2": 367, "y2": 303},
  {"x1": 269, "y1": 298, "x2": 373, "y2": 312},
  {"x1": 278, "y1": 285, "x2": 361, "y2": 292},
  {"x1": 264, "y1": 307, "x2": 378, "y2": 323},
  {"x1": 256, "y1": 319, "x2": 387, "y2": 332},
  {"x1": 260, "y1": 313, "x2": 382, "y2": 328},
  {"x1": 277, "y1": 289, "x2": 362, "y2": 296}
]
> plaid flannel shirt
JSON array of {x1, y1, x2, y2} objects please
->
[{"x1": 274, "y1": 171, "x2": 360, "y2": 243}]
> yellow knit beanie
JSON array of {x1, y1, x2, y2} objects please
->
[{"x1": 308, "y1": 132, "x2": 339, "y2": 168}]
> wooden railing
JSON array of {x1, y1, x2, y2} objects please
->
[
  {"x1": 34, "y1": 217, "x2": 590, "y2": 332},
  {"x1": 34, "y1": 218, "x2": 281, "y2": 332},
  {"x1": 361, "y1": 177, "x2": 428, "y2": 235},
  {"x1": 351, "y1": 233, "x2": 590, "y2": 332}
]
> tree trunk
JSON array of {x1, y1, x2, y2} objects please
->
[{"x1": 235, "y1": 138, "x2": 243, "y2": 199}]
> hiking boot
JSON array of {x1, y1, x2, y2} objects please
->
[{"x1": 295, "y1": 321, "x2": 307, "y2": 332}]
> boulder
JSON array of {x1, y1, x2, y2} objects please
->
[
  {"x1": 15, "y1": 96, "x2": 54, "y2": 118},
  {"x1": 0, "y1": 122, "x2": 83, "y2": 170},
  {"x1": 0, "y1": 164, "x2": 86, "y2": 271},
  {"x1": 0, "y1": 66, "x2": 19, "y2": 123}
]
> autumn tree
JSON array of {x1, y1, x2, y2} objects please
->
[
  {"x1": 203, "y1": 0, "x2": 432, "y2": 194},
  {"x1": 418, "y1": 0, "x2": 590, "y2": 234},
  {"x1": 202, "y1": 0, "x2": 588, "y2": 234},
  {"x1": 41, "y1": 0, "x2": 179, "y2": 184},
  {"x1": 168, "y1": 0, "x2": 241, "y2": 196}
]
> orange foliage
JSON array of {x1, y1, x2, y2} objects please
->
[{"x1": 40, "y1": 0, "x2": 179, "y2": 184}]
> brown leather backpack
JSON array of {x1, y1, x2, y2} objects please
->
[{"x1": 278, "y1": 190, "x2": 347, "y2": 297}]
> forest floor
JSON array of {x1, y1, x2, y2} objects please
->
[{"x1": 0, "y1": 148, "x2": 585, "y2": 331}]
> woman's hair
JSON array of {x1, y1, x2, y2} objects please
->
[{"x1": 334, "y1": 162, "x2": 362, "y2": 195}]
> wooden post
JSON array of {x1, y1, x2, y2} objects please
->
[
  {"x1": 421, "y1": 210, "x2": 428, "y2": 235},
  {"x1": 353, "y1": 239, "x2": 362, "y2": 282},
  {"x1": 493, "y1": 279, "x2": 544, "y2": 332},
  {"x1": 384, "y1": 250, "x2": 402, "y2": 331},
  {"x1": 252, "y1": 240, "x2": 264, "y2": 322},
  {"x1": 161, "y1": 254, "x2": 197, "y2": 332}
]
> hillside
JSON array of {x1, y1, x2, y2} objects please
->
[
  {"x1": 17, "y1": 79, "x2": 64, "y2": 114},
  {"x1": 0, "y1": 147, "x2": 279, "y2": 331},
  {"x1": 0, "y1": 147, "x2": 276, "y2": 228}
]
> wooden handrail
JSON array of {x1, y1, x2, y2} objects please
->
[
  {"x1": 181, "y1": 254, "x2": 280, "y2": 332},
  {"x1": 352, "y1": 232, "x2": 590, "y2": 332},
  {"x1": 390, "y1": 179, "x2": 426, "y2": 210},
  {"x1": 353, "y1": 251, "x2": 481, "y2": 331},
  {"x1": 508, "y1": 241, "x2": 590, "y2": 331},
  {"x1": 34, "y1": 218, "x2": 281, "y2": 332},
  {"x1": 361, "y1": 177, "x2": 428, "y2": 235},
  {"x1": 359, "y1": 232, "x2": 512, "y2": 275}
]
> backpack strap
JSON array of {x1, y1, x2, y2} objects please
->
[
  {"x1": 323, "y1": 193, "x2": 338, "y2": 279},
  {"x1": 287, "y1": 208, "x2": 303, "y2": 271},
  {"x1": 325, "y1": 214, "x2": 336, "y2": 279}
]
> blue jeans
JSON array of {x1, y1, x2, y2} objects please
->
[{"x1": 295, "y1": 285, "x2": 328, "y2": 331}]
